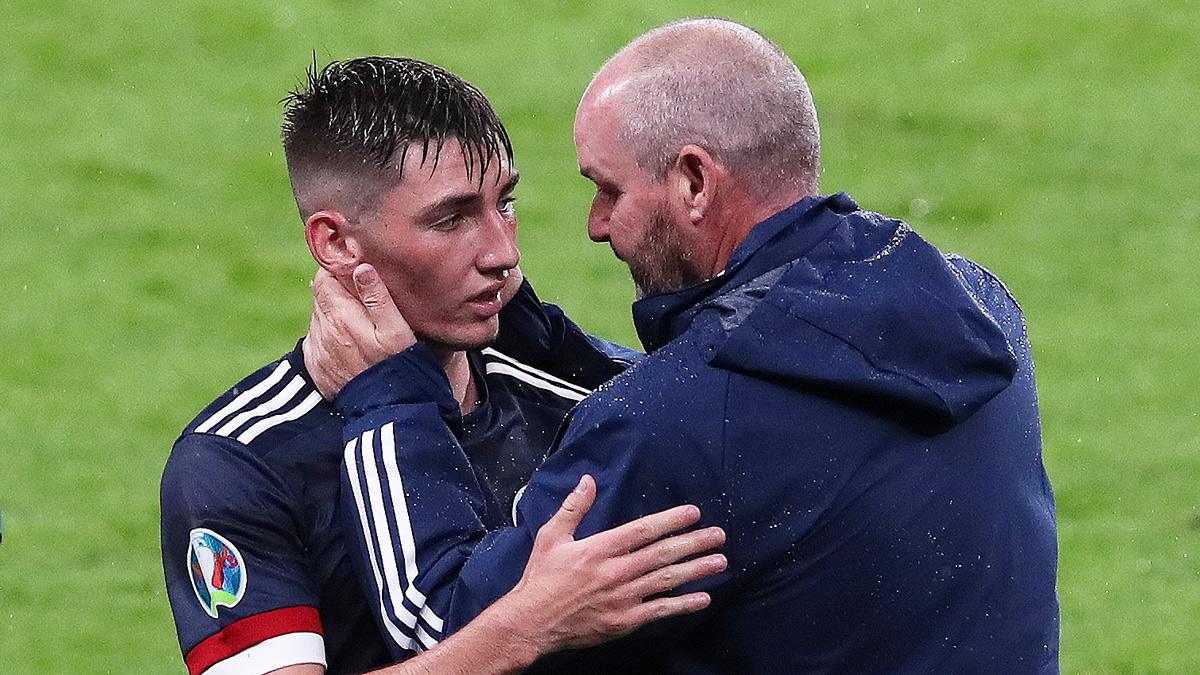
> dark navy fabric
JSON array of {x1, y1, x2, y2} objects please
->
[
  {"x1": 161, "y1": 280, "x2": 631, "y2": 673},
  {"x1": 337, "y1": 193, "x2": 1059, "y2": 673},
  {"x1": 162, "y1": 347, "x2": 390, "y2": 675}
]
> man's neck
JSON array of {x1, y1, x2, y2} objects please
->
[
  {"x1": 428, "y1": 344, "x2": 480, "y2": 414},
  {"x1": 705, "y1": 189, "x2": 814, "y2": 277}
]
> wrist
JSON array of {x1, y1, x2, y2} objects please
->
[
  {"x1": 488, "y1": 583, "x2": 552, "y2": 668},
  {"x1": 333, "y1": 342, "x2": 458, "y2": 421}
]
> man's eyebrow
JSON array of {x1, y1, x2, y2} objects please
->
[
  {"x1": 416, "y1": 172, "x2": 522, "y2": 222},
  {"x1": 499, "y1": 171, "x2": 520, "y2": 195},
  {"x1": 579, "y1": 167, "x2": 613, "y2": 185},
  {"x1": 580, "y1": 167, "x2": 617, "y2": 191},
  {"x1": 417, "y1": 192, "x2": 480, "y2": 221}
]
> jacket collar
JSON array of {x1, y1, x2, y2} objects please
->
[{"x1": 633, "y1": 193, "x2": 858, "y2": 352}]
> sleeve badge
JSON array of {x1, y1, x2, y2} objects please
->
[{"x1": 187, "y1": 528, "x2": 248, "y2": 618}]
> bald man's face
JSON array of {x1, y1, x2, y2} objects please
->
[{"x1": 574, "y1": 93, "x2": 703, "y2": 298}]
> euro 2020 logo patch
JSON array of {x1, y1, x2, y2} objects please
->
[{"x1": 188, "y1": 528, "x2": 247, "y2": 618}]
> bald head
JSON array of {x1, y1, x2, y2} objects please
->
[{"x1": 582, "y1": 18, "x2": 820, "y2": 206}]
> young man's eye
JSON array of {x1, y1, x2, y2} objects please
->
[
  {"x1": 499, "y1": 196, "x2": 518, "y2": 214},
  {"x1": 431, "y1": 213, "x2": 463, "y2": 231}
]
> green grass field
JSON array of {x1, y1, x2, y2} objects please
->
[{"x1": 1, "y1": 1, "x2": 1197, "y2": 671}]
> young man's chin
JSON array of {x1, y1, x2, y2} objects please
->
[{"x1": 424, "y1": 318, "x2": 502, "y2": 353}]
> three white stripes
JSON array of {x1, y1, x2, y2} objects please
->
[
  {"x1": 194, "y1": 360, "x2": 323, "y2": 445},
  {"x1": 343, "y1": 349, "x2": 587, "y2": 654},
  {"x1": 199, "y1": 349, "x2": 591, "y2": 653},
  {"x1": 345, "y1": 424, "x2": 444, "y2": 653}
]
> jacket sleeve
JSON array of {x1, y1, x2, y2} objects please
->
[
  {"x1": 334, "y1": 342, "x2": 507, "y2": 660},
  {"x1": 498, "y1": 388, "x2": 733, "y2": 672},
  {"x1": 335, "y1": 343, "x2": 730, "y2": 668}
]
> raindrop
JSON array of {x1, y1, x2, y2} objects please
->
[{"x1": 909, "y1": 198, "x2": 930, "y2": 219}]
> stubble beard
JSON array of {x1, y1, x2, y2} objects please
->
[{"x1": 627, "y1": 207, "x2": 706, "y2": 300}]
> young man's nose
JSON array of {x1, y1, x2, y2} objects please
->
[{"x1": 478, "y1": 213, "x2": 520, "y2": 272}]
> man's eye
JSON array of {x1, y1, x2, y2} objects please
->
[
  {"x1": 499, "y1": 197, "x2": 518, "y2": 215},
  {"x1": 431, "y1": 214, "x2": 463, "y2": 231}
]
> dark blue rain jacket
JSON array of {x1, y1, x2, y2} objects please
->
[{"x1": 336, "y1": 193, "x2": 1059, "y2": 673}]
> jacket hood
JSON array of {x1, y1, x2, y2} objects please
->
[{"x1": 632, "y1": 193, "x2": 1017, "y2": 429}]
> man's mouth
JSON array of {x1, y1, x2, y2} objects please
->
[{"x1": 466, "y1": 284, "x2": 506, "y2": 316}]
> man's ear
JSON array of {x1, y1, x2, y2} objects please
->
[
  {"x1": 670, "y1": 144, "x2": 720, "y2": 226},
  {"x1": 305, "y1": 210, "x2": 364, "y2": 279}
]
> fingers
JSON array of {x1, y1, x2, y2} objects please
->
[
  {"x1": 536, "y1": 475, "x2": 596, "y2": 543},
  {"x1": 589, "y1": 504, "x2": 701, "y2": 554},
  {"x1": 624, "y1": 526, "x2": 725, "y2": 579},
  {"x1": 314, "y1": 266, "x2": 366, "y2": 326},
  {"x1": 623, "y1": 592, "x2": 712, "y2": 629},
  {"x1": 312, "y1": 267, "x2": 339, "y2": 317},
  {"x1": 630, "y1": 553, "x2": 727, "y2": 599}
]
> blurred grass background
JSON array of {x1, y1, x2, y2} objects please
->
[{"x1": 1, "y1": 1, "x2": 1197, "y2": 671}]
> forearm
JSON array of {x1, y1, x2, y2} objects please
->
[
  {"x1": 364, "y1": 591, "x2": 541, "y2": 675},
  {"x1": 360, "y1": 475, "x2": 725, "y2": 675},
  {"x1": 339, "y1": 400, "x2": 511, "y2": 655}
]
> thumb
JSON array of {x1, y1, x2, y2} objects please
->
[
  {"x1": 541, "y1": 475, "x2": 596, "y2": 541},
  {"x1": 352, "y1": 263, "x2": 391, "y2": 309},
  {"x1": 352, "y1": 263, "x2": 414, "y2": 345}
]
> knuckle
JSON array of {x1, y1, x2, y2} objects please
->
[
  {"x1": 599, "y1": 615, "x2": 627, "y2": 635},
  {"x1": 596, "y1": 562, "x2": 620, "y2": 585},
  {"x1": 662, "y1": 539, "x2": 685, "y2": 559}
]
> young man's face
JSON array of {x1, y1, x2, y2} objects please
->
[{"x1": 357, "y1": 141, "x2": 521, "y2": 351}]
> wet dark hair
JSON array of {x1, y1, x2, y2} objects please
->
[{"x1": 281, "y1": 56, "x2": 513, "y2": 199}]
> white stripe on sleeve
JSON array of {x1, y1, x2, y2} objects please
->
[
  {"x1": 481, "y1": 347, "x2": 592, "y2": 395},
  {"x1": 200, "y1": 632, "x2": 325, "y2": 675},
  {"x1": 236, "y1": 390, "x2": 323, "y2": 444},
  {"x1": 483, "y1": 362, "x2": 587, "y2": 402},
  {"x1": 214, "y1": 375, "x2": 306, "y2": 437},
  {"x1": 344, "y1": 436, "x2": 422, "y2": 653},
  {"x1": 379, "y1": 424, "x2": 446, "y2": 635},
  {"x1": 195, "y1": 360, "x2": 292, "y2": 434},
  {"x1": 360, "y1": 427, "x2": 443, "y2": 650}
]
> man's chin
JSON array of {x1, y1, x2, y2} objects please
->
[
  {"x1": 630, "y1": 268, "x2": 671, "y2": 300},
  {"x1": 421, "y1": 318, "x2": 501, "y2": 353},
  {"x1": 629, "y1": 257, "x2": 707, "y2": 300}
]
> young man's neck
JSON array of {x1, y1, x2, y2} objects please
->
[{"x1": 428, "y1": 344, "x2": 480, "y2": 414}]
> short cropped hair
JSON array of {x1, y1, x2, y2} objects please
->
[
  {"x1": 611, "y1": 18, "x2": 820, "y2": 199},
  {"x1": 281, "y1": 56, "x2": 513, "y2": 217}
]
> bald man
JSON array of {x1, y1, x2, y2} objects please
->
[{"x1": 314, "y1": 18, "x2": 1060, "y2": 673}]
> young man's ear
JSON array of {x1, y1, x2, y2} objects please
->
[
  {"x1": 305, "y1": 210, "x2": 364, "y2": 280},
  {"x1": 670, "y1": 144, "x2": 720, "y2": 226}
]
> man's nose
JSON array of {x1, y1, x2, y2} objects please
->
[
  {"x1": 587, "y1": 212, "x2": 609, "y2": 243},
  {"x1": 478, "y1": 213, "x2": 520, "y2": 273}
]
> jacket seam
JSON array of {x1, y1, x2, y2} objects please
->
[{"x1": 783, "y1": 307, "x2": 955, "y2": 416}]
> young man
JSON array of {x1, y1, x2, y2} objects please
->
[
  {"x1": 317, "y1": 19, "x2": 1060, "y2": 673},
  {"x1": 160, "y1": 57, "x2": 724, "y2": 675}
]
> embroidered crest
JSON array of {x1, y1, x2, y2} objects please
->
[{"x1": 187, "y1": 528, "x2": 247, "y2": 618}]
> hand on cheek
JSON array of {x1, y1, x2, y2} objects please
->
[{"x1": 303, "y1": 264, "x2": 416, "y2": 399}]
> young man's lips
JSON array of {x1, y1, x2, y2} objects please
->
[{"x1": 467, "y1": 287, "x2": 505, "y2": 315}]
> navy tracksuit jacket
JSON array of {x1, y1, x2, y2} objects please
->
[{"x1": 336, "y1": 193, "x2": 1060, "y2": 673}]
